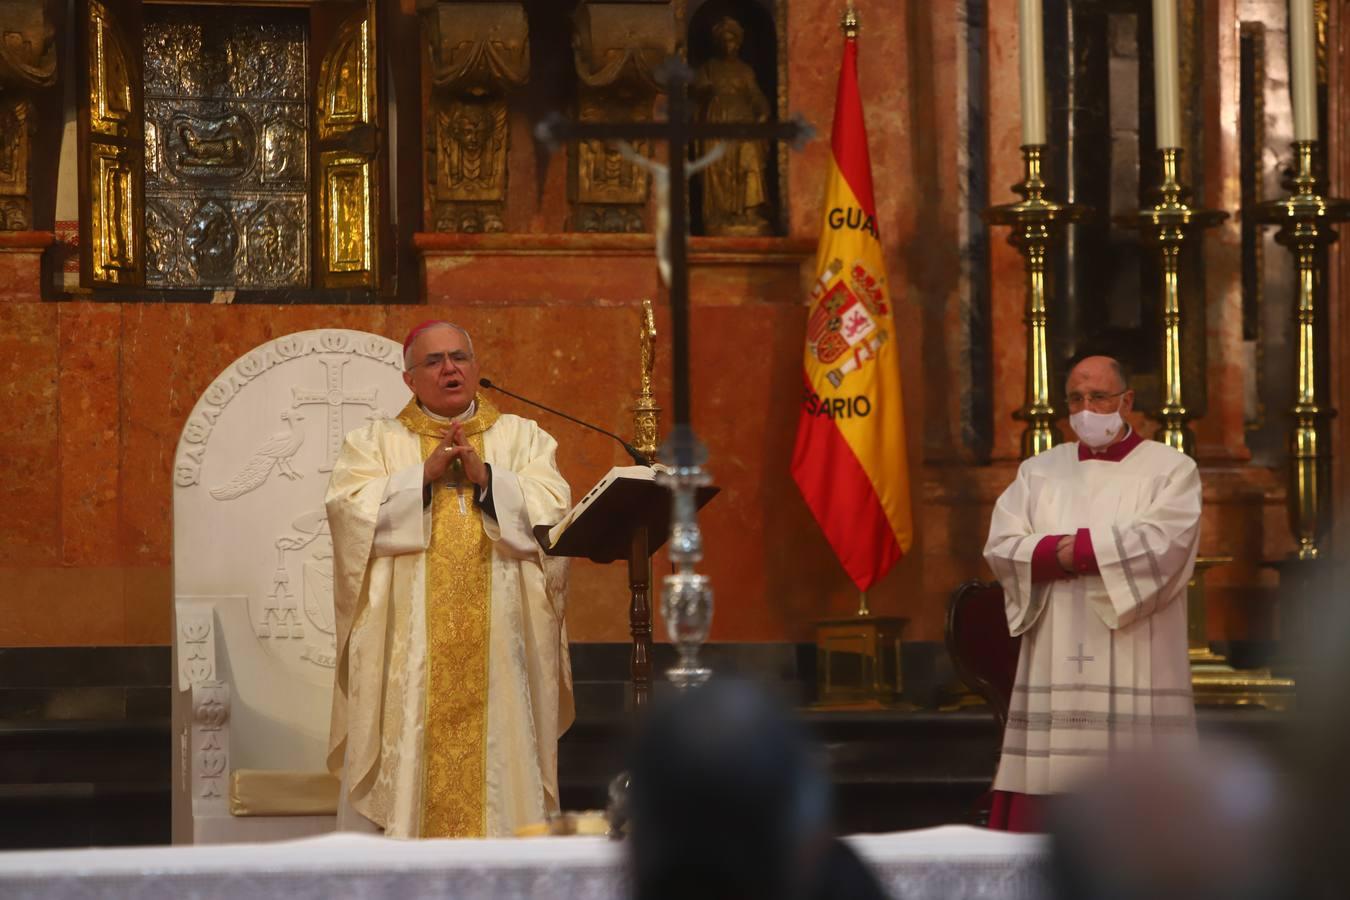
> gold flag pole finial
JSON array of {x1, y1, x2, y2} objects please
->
[{"x1": 841, "y1": 5, "x2": 859, "y2": 39}]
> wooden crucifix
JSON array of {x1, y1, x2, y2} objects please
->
[{"x1": 537, "y1": 58, "x2": 812, "y2": 708}]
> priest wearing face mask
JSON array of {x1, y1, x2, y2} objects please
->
[{"x1": 982, "y1": 355, "x2": 1201, "y2": 832}]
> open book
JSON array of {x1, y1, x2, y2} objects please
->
[{"x1": 536, "y1": 465, "x2": 718, "y2": 564}]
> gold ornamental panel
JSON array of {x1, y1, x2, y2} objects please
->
[
  {"x1": 322, "y1": 152, "x2": 372, "y2": 275},
  {"x1": 316, "y1": 2, "x2": 378, "y2": 286},
  {"x1": 318, "y1": 17, "x2": 372, "y2": 139},
  {"x1": 89, "y1": 0, "x2": 133, "y2": 138},
  {"x1": 90, "y1": 145, "x2": 137, "y2": 281}
]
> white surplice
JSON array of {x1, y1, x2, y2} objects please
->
[
  {"x1": 325, "y1": 410, "x2": 573, "y2": 837},
  {"x1": 983, "y1": 438, "x2": 1201, "y2": 795}
]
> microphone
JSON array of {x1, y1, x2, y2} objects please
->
[{"x1": 479, "y1": 377, "x2": 652, "y2": 466}]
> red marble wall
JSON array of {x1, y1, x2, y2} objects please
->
[{"x1": 0, "y1": 0, "x2": 1317, "y2": 648}]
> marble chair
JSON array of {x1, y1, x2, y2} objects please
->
[{"x1": 171, "y1": 329, "x2": 410, "y2": 843}]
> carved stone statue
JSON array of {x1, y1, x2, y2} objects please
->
[
  {"x1": 421, "y1": 2, "x2": 528, "y2": 234},
  {"x1": 0, "y1": 0, "x2": 57, "y2": 230},
  {"x1": 693, "y1": 16, "x2": 772, "y2": 237},
  {"x1": 569, "y1": 3, "x2": 674, "y2": 233},
  {"x1": 435, "y1": 98, "x2": 509, "y2": 231}
]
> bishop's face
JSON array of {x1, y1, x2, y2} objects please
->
[{"x1": 403, "y1": 326, "x2": 481, "y2": 418}]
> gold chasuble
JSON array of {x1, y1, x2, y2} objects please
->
[
  {"x1": 326, "y1": 394, "x2": 575, "y2": 839},
  {"x1": 397, "y1": 399, "x2": 496, "y2": 837}
]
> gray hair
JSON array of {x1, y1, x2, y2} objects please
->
[{"x1": 403, "y1": 321, "x2": 475, "y2": 370}]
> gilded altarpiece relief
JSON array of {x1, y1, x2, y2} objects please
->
[
  {"x1": 143, "y1": 9, "x2": 309, "y2": 289},
  {"x1": 422, "y1": 2, "x2": 527, "y2": 234},
  {"x1": 79, "y1": 0, "x2": 143, "y2": 286},
  {"x1": 0, "y1": 0, "x2": 56, "y2": 230},
  {"x1": 569, "y1": 3, "x2": 674, "y2": 233},
  {"x1": 73, "y1": 0, "x2": 385, "y2": 296},
  {"x1": 316, "y1": 6, "x2": 379, "y2": 289}
]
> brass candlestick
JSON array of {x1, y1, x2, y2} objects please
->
[
  {"x1": 1121, "y1": 148, "x2": 1228, "y2": 457},
  {"x1": 985, "y1": 146, "x2": 1088, "y2": 459},
  {"x1": 633, "y1": 299, "x2": 661, "y2": 461},
  {"x1": 1187, "y1": 557, "x2": 1295, "y2": 711},
  {"x1": 1187, "y1": 557, "x2": 1234, "y2": 667},
  {"x1": 1251, "y1": 141, "x2": 1350, "y2": 560},
  {"x1": 629, "y1": 299, "x2": 661, "y2": 709}
]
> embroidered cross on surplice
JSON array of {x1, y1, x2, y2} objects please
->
[{"x1": 1067, "y1": 643, "x2": 1096, "y2": 674}]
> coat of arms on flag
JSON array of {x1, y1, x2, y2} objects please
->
[{"x1": 807, "y1": 259, "x2": 891, "y2": 389}]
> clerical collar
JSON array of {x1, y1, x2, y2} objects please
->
[
  {"x1": 418, "y1": 400, "x2": 476, "y2": 424},
  {"x1": 1078, "y1": 426, "x2": 1143, "y2": 462},
  {"x1": 398, "y1": 395, "x2": 500, "y2": 439}
]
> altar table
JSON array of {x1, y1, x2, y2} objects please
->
[{"x1": 0, "y1": 824, "x2": 1048, "y2": 900}]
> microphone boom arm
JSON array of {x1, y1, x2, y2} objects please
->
[{"x1": 479, "y1": 378, "x2": 652, "y2": 466}]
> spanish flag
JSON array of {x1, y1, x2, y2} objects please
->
[{"x1": 790, "y1": 26, "x2": 913, "y2": 592}]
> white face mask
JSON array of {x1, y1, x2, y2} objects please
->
[{"x1": 1070, "y1": 409, "x2": 1125, "y2": 449}]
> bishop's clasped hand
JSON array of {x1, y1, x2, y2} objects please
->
[{"x1": 423, "y1": 422, "x2": 488, "y2": 488}]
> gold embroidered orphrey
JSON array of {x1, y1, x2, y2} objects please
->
[{"x1": 396, "y1": 395, "x2": 500, "y2": 837}]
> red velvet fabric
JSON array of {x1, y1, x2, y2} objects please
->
[
  {"x1": 948, "y1": 583, "x2": 1021, "y2": 721},
  {"x1": 1072, "y1": 527, "x2": 1099, "y2": 574},
  {"x1": 987, "y1": 790, "x2": 1048, "y2": 833},
  {"x1": 1031, "y1": 534, "x2": 1070, "y2": 583}
]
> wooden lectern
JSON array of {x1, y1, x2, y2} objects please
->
[{"x1": 535, "y1": 468, "x2": 717, "y2": 708}]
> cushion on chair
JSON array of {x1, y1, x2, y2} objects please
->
[{"x1": 229, "y1": 770, "x2": 340, "y2": 817}]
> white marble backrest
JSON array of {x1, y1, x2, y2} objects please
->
[{"x1": 172, "y1": 329, "x2": 410, "y2": 772}]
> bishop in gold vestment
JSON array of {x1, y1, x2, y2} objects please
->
[{"x1": 325, "y1": 322, "x2": 573, "y2": 837}]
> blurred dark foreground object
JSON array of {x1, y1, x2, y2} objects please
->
[
  {"x1": 627, "y1": 679, "x2": 890, "y2": 900},
  {"x1": 1049, "y1": 745, "x2": 1286, "y2": 900}
]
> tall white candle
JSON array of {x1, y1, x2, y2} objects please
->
[
  {"x1": 1018, "y1": 0, "x2": 1047, "y2": 145},
  {"x1": 1152, "y1": 0, "x2": 1182, "y2": 148},
  {"x1": 1289, "y1": 0, "x2": 1318, "y2": 141}
]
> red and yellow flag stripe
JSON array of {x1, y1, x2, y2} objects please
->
[{"x1": 790, "y1": 32, "x2": 913, "y2": 592}]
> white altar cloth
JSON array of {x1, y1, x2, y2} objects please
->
[{"x1": 0, "y1": 825, "x2": 1048, "y2": 900}]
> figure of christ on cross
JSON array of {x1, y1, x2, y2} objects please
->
[
  {"x1": 534, "y1": 56, "x2": 812, "y2": 703},
  {"x1": 536, "y1": 57, "x2": 811, "y2": 454}
]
